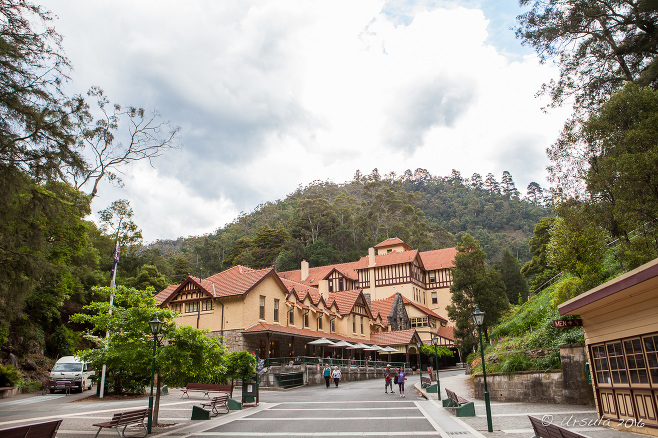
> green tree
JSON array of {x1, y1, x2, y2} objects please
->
[
  {"x1": 251, "y1": 225, "x2": 289, "y2": 268},
  {"x1": 497, "y1": 248, "x2": 530, "y2": 304},
  {"x1": 547, "y1": 210, "x2": 608, "y2": 290},
  {"x1": 72, "y1": 285, "x2": 227, "y2": 425},
  {"x1": 224, "y1": 350, "x2": 257, "y2": 397},
  {"x1": 446, "y1": 234, "x2": 509, "y2": 355},
  {"x1": 521, "y1": 217, "x2": 560, "y2": 293},
  {"x1": 0, "y1": 0, "x2": 85, "y2": 183},
  {"x1": 516, "y1": 0, "x2": 658, "y2": 114},
  {"x1": 126, "y1": 265, "x2": 168, "y2": 291},
  {"x1": 170, "y1": 256, "x2": 191, "y2": 283}
]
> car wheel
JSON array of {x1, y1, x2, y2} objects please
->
[{"x1": 49, "y1": 389, "x2": 55, "y2": 394}]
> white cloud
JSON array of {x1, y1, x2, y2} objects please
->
[{"x1": 42, "y1": 0, "x2": 569, "y2": 241}]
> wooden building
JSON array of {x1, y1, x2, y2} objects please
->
[{"x1": 559, "y1": 258, "x2": 658, "y2": 436}]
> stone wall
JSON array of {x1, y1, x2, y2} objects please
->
[{"x1": 473, "y1": 343, "x2": 594, "y2": 405}]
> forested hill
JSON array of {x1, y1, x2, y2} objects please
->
[{"x1": 147, "y1": 169, "x2": 552, "y2": 278}]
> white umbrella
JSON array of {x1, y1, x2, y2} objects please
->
[
  {"x1": 379, "y1": 346, "x2": 398, "y2": 362},
  {"x1": 363, "y1": 344, "x2": 383, "y2": 361},
  {"x1": 347, "y1": 343, "x2": 369, "y2": 361},
  {"x1": 331, "y1": 340, "x2": 353, "y2": 359},
  {"x1": 308, "y1": 338, "x2": 336, "y2": 345},
  {"x1": 308, "y1": 338, "x2": 336, "y2": 358}
]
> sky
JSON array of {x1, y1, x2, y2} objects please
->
[{"x1": 41, "y1": 0, "x2": 571, "y2": 243}]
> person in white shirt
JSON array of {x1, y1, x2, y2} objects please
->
[{"x1": 332, "y1": 366, "x2": 342, "y2": 387}]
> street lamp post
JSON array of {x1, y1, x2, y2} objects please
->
[
  {"x1": 147, "y1": 316, "x2": 163, "y2": 434},
  {"x1": 431, "y1": 334, "x2": 441, "y2": 401},
  {"x1": 472, "y1": 306, "x2": 493, "y2": 432}
]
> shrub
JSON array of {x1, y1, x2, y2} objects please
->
[
  {"x1": 0, "y1": 364, "x2": 20, "y2": 387},
  {"x1": 499, "y1": 353, "x2": 531, "y2": 375}
]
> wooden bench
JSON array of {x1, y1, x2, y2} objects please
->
[
  {"x1": 0, "y1": 419, "x2": 62, "y2": 438},
  {"x1": 44, "y1": 380, "x2": 75, "y2": 395},
  {"x1": 182, "y1": 383, "x2": 233, "y2": 398},
  {"x1": 443, "y1": 388, "x2": 475, "y2": 417},
  {"x1": 92, "y1": 408, "x2": 149, "y2": 438},
  {"x1": 201, "y1": 393, "x2": 230, "y2": 416},
  {"x1": 529, "y1": 415, "x2": 593, "y2": 438},
  {"x1": 421, "y1": 376, "x2": 431, "y2": 387}
]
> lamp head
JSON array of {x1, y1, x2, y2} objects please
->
[
  {"x1": 431, "y1": 334, "x2": 438, "y2": 346},
  {"x1": 471, "y1": 306, "x2": 485, "y2": 327},
  {"x1": 149, "y1": 316, "x2": 163, "y2": 335}
]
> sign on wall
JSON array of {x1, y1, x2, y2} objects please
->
[{"x1": 553, "y1": 318, "x2": 583, "y2": 328}]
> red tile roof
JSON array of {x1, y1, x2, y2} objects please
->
[
  {"x1": 436, "y1": 326, "x2": 455, "y2": 341},
  {"x1": 355, "y1": 249, "x2": 421, "y2": 269},
  {"x1": 157, "y1": 265, "x2": 285, "y2": 306},
  {"x1": 370, "y1": 329, "x2": 418, "y2": 345},
  {"x1": 420, "y1": 247, "x2": 457, "y2": 270},
  {"x1": 375, "y1": 237, "x2": 411, "y2": 250},
  {"x1": 399, "y1": 295, "x2": 447, "y2": 322},
  {"x1": 278, "y1": 260, "x2": 360, "y2": 285},
  {"x1": 155, "y1": 284, "x2": 178, "y2": 305}
]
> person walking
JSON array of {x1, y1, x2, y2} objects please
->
[
  {"x1": 323, "y1": 364, "x2": 331, "y2": 388},
  {"x1": 332, "y1": 366, "x2": 342, "y2": 387},
  {"x1": 397, "y1": 367, "x2": 406, "y2": 397},
  {"x1": 384, "y1": 365, "x2": 394, "y2": 393}
]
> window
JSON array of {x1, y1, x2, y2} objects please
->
[
  {"x1": 185, "y1": 301, "x2": 199, "y2": 313},
  {"x1": 607, "y1": 342, "x2": 628, "y2": 384},
  {"x1": 432, "y1": 292, "x2": 438, "y2": 304},
  {"x1": 423, "y1": 291, "x2": 426, "y2": 304},
  {"x1": 429, "y1": 272, "x2": 436, "y2": 283},
  {"x1": 624, "y1": 338, "x2": 649, "y2": 384},
  {"x1": 273, "y1": 299, "x2": 279, "y2": 322},
  {"x1": 360, "y1": 316, "x2": 364, "y2": 334},
  {"x1": 259, "y1": 296, "x2": 265, "y2": 320},
  {"x1": 303, "y1": 311, "x2": 309, "y2": 328},
  {"x1": 201, "y1": 300, "x2": 213, "y2": 311},
  {"x1": 643, "y1": 335, "x2": 658, "y2": 385},
  {"x1": 317, "y1": 316, "x2": 323, "y2": 330},
  {"x1": 329, "y1": 281, "x2": 333, "y2": 292},
  {"x1": 592, "y1": 345, "x2": 610, "y2": 385},
  {"x1": 338, "y1": 278, "x2": 344, "y2": 291},
  {"x1": 289, "y1": 308, "x2": 294, "y2": 325},
  {"x1": 330, "y1": 317, "x2": 335, "y2": 333},
  {"x1": 171, "y1": 303, "x2": 182, "y2": 313},
  {"x1": 352, "y1": 315, "x2": 356, "y2": 333},
  {"x1": 410, "y1": 317, "x2": 428, "y2": 328}
]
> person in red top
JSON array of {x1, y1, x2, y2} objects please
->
[{"x1": 384, "y1": 365, "x2": 396, "y2": 393}]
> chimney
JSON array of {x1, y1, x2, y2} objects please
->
[
  {"x1": 319, "y1": 280, "x2": 329, "y2": 302},
  {"x1": 368, "y1": 247, "x2": 376, "y2": 267},
  {"x1": 363, "y1": 292, "x2": 371, "y2": 309},
  {"x1": 301, "y1": 259, "x2": 309, "y2": 281}
]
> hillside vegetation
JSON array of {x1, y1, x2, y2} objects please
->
[{"x1": 147, "y1": 168, "x2": 551, "y2": 280}]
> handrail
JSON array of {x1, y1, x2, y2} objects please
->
[{"x1": 262, "y1": 356, "x2": 407, "y2": 369}]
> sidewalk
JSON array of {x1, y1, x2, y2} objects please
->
[{"x1": 415, "y1": 370, "x2": 648, "y2": 437}]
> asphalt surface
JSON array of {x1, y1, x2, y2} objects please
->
[{"x1": 0, "y1": 369, "x2": 650, "y2": 437}]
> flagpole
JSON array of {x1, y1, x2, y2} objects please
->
[{"x1": 99, "y1": 241, "x2": 120, "y2": 398}]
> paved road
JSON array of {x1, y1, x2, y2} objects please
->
[{"x1": 0, "y1": 370, "x2": 650, "y2": 437}]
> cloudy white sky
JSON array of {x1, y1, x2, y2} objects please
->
[{"x1": 42, "y1": 0, "x2": 570, "y2": 243}]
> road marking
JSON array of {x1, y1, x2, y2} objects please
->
[
  {"x1": 236, "y1": 416, "x2": 427, "y2": 420},
  {"x1": 428, "y1": 399, "x2": 487, "y2": 438},
  {"x1": 482, "y1": 410, "x2": 594, "y2": 417},
  {"x1": 0, "y1": 395, "x2": 66, "y2": 406},
  {"x1": 271, "y1": 407, "x2": 417, "y2": 411},
  {"x1": 187, "y1": 433, "x2": 459, "y2": 436}
]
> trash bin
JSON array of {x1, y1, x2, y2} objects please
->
[
  {"x1": 242, "y1": 378, "x2": 259, "y2": 405},
  {"x1": 160, "y1": 385, "x2": 168, "y2": 395},
  {"x1": 191, "y1": 405, "x2": 210, "y2": 420}
]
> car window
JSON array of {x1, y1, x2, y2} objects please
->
[{"x1": 53, "y1": 363, "x2": 83, "y2": 372}]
